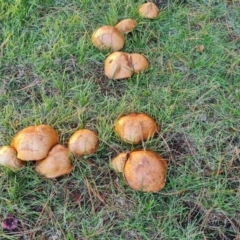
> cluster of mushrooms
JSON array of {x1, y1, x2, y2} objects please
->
[
  {"x1": 0, "y1": 112, "x2": 167, "y2": 193},
  {"x1": 92, "y1": 3, "x2": 167, "y2": 192},
  {"x1": 111, "y1": 113, "x2": 167, "y2": 192},
  {"x1": 91, "y1": 2, "x2": 160, "y2": 80},
  {"x1": 0, "y1": 125, "x2": 99, "y2": 178},
  {"x1": 0, "y1": 3, "x2": 167, "y2": 193}
]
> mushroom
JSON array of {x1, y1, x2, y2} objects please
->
[
  {"x1": 104, "y1": 52, "x2": 134, "y2": 79},
  {"x1": 114, "y1": 113, "x2": 159, "y2": 144},
  {"x1": 91, "y1": 25, "x2": 125, "y2": 51},
  {"x1": 68, "y1": 129, "x2": 99, "y2": 156},
  {"x1": 123, "y1": 149, "x2": 167, "y2": 192},
  {"x1": 115, "y1": 19, "x2": 137, "y2": 34},
  {"x1": 35, "y1": 144, "x2": 73, "y2": 178},
  {"x1": 110, "y1": 152, "x2": 128, "y2": 172},
  {"x1": 0, "y1": 146, "x2": 26, "y2": 170},
  {"x1": 11, "y1": 124, "x2": 59, "y2": 161},
  {"x1": 130, "y1": 53, "x2": 149, "y2": 73},
  {"x1": 138, "y1": 2, "x2": 159, "y2": 19}
]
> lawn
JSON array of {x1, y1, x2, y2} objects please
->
[{"x1": 0, "y1": 0, "x2": 239, "y2": 239}]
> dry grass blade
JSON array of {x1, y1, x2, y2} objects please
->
[{"x1": 85, "y1": 178, "x2": 105, "y2": 205}]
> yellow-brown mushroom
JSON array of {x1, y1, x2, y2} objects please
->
[
  {"x1": 123, "y1": 149, "x2": 167, "y2": 192},
  {"x1": 115, "y1": 19, "x2": 137, "y2": 34},
  {"x1": 110, "y1": 152, "x2": 128, "y2": 172},
  {"x1": 104, "y1": 52, "x2": 134, "y2": 80},
  {"x1": 68, "y1": 129, "x2": 99, "y2": 157},
  {"x1": 114, "y1": 113, "x2": 159, "y2": 144},
  {"x1": 138, "y1": 2, "x2": 159, "y2": 19},
  {"x1": 11, "y1": 124, "x2": 59, "y2": 161},
  {"x1": 35, "y1": 144, "x2": 73, "y2": 178},
  {"x1": 91, "y1": 25, "x2": 125, "y2": 51},
  {"x1": 0, "y1": 146, "x2": 26, "y2": 170},
  {"x1": 130, "y1": 53, "x2": 149, "y2": 73}
]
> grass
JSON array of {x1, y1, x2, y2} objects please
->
[{"x1": 0, "y1": 0, "x2": 239, "y2": 239}]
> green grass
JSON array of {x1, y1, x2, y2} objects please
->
[{"x1": 0, "y1": 0, "x2": 240, "y2": 239}]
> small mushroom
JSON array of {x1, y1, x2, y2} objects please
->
[
  {"x1": 11, "y1": 124, "x2": 59, "y2": 161},
  {"x1": 114, "y1": 113, "x2": 159, "y2": 144},
  {"x1": 115, "y1": 19, "x2": 137, "y2": 34},
  {"x1": 0, "y1": 146, "x2": 26, "y2": 170},
  {"x1": 91, "y1": 25, "x2": 125, "y2": 51},
  {"x1": 104, "y1": 52, "x2": 134, "y2": 79},
  {"x1": 110, "y1": 152, "x2": 128, "y2": 172},
  {"x1": 130, "y1": 53, "x2": 149, "y2": 73},
  {"x1": 123, "y1": 149, "x2": 167, "y2": 192},
  {"x1": 68, "y1": 129, "x2": 99, "y2": 156},
  {"x1": 138, "y1": 2, "x2": 159, "y2": 19},
  {"x1": 35, "y1": 144, "x2": 73, "y2": 178}
]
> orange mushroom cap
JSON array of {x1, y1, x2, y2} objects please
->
[
  {"x1": 91, "y1": 25, "x2": 125, "y2": 51},
  {"x1": 104, "y1": 52, "x2": 134, "y2": 80},
  {"x1": 115, "y1": 19, "x2": 137, "y2": 34},
  {"x1": 11, "y1": 124, "x2": 59, "y2": 161},
  {"x1": 139, "y1": 2, "x2": 159, "y2": 19},
  {"x1": 114, "y1": 113, "x2": 159, "y2": 144},
  {"x1": 68, "y1": 129, "x2": 99, "y2": 157},
  {"x1": 0, "y1": 146, "x2": 26, "y2": 170},
  {"x1": 35, "y1": 144, "x2": 73, "y2": 178},
  {"x1": 110, "y1": 152, "x2": 128, "y2": 172},
  {"x1": 124, "y1": 149, "x2": 168, "y2": 192},
  {"x1": 130, "y1": 53, "x2": 149, "y2": 73}
]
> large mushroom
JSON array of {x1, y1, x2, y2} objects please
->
[
  {"x1": 68, "y1": 129, "x2": 99, "y2": 157},
  {"x1": 138, "y1": 2, "x2": 159, "y2": 19},
  {"x1": 115, "y1": 19, "x2": 137, "y2": 34},
  {"x1": 91, "y1": 25, "x2": 125, "y2": 51},
  {"x1": 123, "y1": 150, "x2": 167, "y2": 192},
  {"x1": 104, "y1": 52, "x2": 134, "y2": 80},
  {"x1": 35, "y1": 144, "x2": 73, "y2": 178},
  {"x1": 114, "y1": 113, "x2": 159, "y2": 144},
  {"x1": 0, "y1": 146, "x2": 26, "y2": 170},
  {"x1": 11, "y1": 124, "x2": 59, "y2": 161}
]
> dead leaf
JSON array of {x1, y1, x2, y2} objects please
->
[
  {"x1": 1, "y1": 214, "x2": 18, "y2": 231},
  {"x1": 72, "y1": 192, "x2": 81, "y2": 202}
]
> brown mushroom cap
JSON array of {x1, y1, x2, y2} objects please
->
[
  {"x1": 138, "y1": 2, "x2": 159, "y2": 19},
  {"x1": 114, "y1": 113, "x2": 159, "y2": 144},
  {"x1": 35, "y1": 144, "x2": 73, "y2": 178},
  {"x1": 115, "y1": 19, "x2": 137, "y2": 34},
  {"x1": 68, "y1": 129, "x2": 99, "y2": 156},
  {"x1": 110, "y1": 152, "x2": 128, "y2": 172},
  {"x1": 91, "y1": 25, "x2": 125, "y2": 51},
  {"x1": 130, "y1": 53, "x2": 149, "y2": 73},
  {"x1": 11, "y1": 124, "x2": 59, "y2": 161},
  {"x1": 104, "y1": 52, "x2": 134, "y2": 80},
  {"x1": 123, "y1": 150, "x2": 167, "y2": 192},
  {"x1": 0, "y1": 146, "x2": 26, "y2": 170}
]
